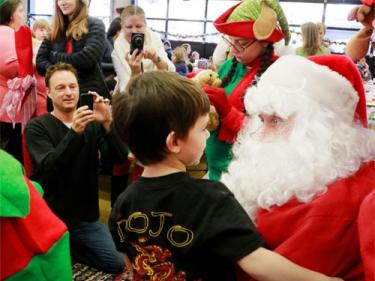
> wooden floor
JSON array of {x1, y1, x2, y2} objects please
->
[{"x1": 98, "y1": 156, "x2": 208, "y2": 224}]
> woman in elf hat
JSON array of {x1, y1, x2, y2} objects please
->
[
  {"x1": 0, "y1": 0, "x2": 36, "y2": 163},
  {"x1": 204, "y1": 0, "x2": 291, "y2": 180},
  {"x1": 36, "y1": 0, "x2": 110, "y2": 100}
]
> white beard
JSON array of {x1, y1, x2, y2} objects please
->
[{"x1": 222, "y1": 115, "x2": 375, "y2": 220}]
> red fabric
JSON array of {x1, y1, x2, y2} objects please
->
[
  {"x1": 309, "y1": 55, "x2": 368, "y2": 128},
  {"x1": 204, "y1": 86, "x2": 231, "y2": 118},
  {"x1": 65, "y1": 38, "x2": 73, "y2": 54},
  {"x1": 186, "y1": 69, "x2": 203, "y2": 79},
  {"x1": 361, "y1": 0, "x2": 375, "y2": 5},
  {"x1": 215, "y1": 61, "x2": 259, "y2": 143},
  {"x1": 130, "y1": 164, "x2": 143, "y2": 182},
  {"x1": 1, "y1": 176, "x2": 68, "y2": 279},
  {"x1": 15, "y1": 26, "x2": 33, "y2": 77},
  {"x1": 112, "y1": 161, "x2": 131, "y2": 176},
  {"x1": 358, "y1": 189, "x2": 375, "y2": 281},
  {"x1": 239, "y1": 162, "x2": 375, "y2": 281},
  {"x1": 22, "y1": 134, "x2": 32, "y2": 177},
  {"x1": 213, "y1": 3, "x2": 285, "y2": 42}
]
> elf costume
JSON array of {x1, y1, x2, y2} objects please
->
[
  {"x1": 204, "y1": 0, "x2": 290, "y2": 180},
  {"x1": 0, "y1": 149, "x2": 72, "y2": 280}
]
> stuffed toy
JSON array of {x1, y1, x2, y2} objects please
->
[
  {"x1": 346, "y1": 0, "x2": 375, "y2": 61},
  {"x1": 191, "y1": 70, "x2": 222, "y2": 131}
]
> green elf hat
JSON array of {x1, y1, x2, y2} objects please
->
[{"x1": 214, "y1": 0, "x2": 291, "y2": 45}]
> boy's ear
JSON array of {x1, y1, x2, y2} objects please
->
[{"x1": 166, "y1": 131, "x2": 181, "y2": 154}]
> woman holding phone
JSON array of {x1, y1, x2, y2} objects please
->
[
  {"x1": 36, "y1": 0, "x2": 110, "y2": 99},
  {"x1": 112, "y1": 5, "x2": 175, "y2": 93}
]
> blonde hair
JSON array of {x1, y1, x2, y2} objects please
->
[
  {"x1": 50, "y1": 0, "x2": 88, "y2": 43},
  {"x1": 120, "y1": 5, "x2": 146, "y2": 23},
  {"x1": 173, "y1": 46, "x2": 188, "y2": 63},
  {"x1": 32, "y1": 19, "x2": 51, "y2": 34},
  {"x1": 301, "y1": 22, "x2": 321, "y2": 56},
  {"x1": 316, "y1": 22, "x2": 326, "y2": 35}
]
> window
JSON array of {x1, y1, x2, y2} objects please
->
[
  {"x1": 207, "y1": 0, "x2": 240, "y2": 21},
  {"x1": 137, "y1": 0, "x2": 167, "y2": 18},
  {"x1": 325, "y1": 4, "x2": 362, "y2": 29},
  {"x1": 168, "y1": 21, "x2": 204, "y2": 42},
  {"x1": 168, "y1": 0, "x2": 205, "y2": 21},
  {"x1": 280, "y1": 2, "x2": 324, "y2": 25},
  {"x1": 28, "y1": 0, "x2": 111, "y2": 30}
]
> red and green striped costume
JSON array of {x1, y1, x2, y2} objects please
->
[{"x1": 0, "y1": 149, "x2": 72, "y2": 280}]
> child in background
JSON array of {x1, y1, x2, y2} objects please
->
[
  {"x1": 356, "y1": 57, "x2": 372, "y2": 82},
  {"x1": 295, "y1": 22, "x2": 330, "y2": 57},
  {"x1": 31, "y1": 19, "x2": 51, "y2": 116},
  {"x1": 32, "y1": 19, "x2": 50, "y2": 46},
  {"x1": 172, "y1": 46, "x2": 189, "y2": 76},
  {"x1": 109, "y1": 70, "x2": 342, "y2": 281}
]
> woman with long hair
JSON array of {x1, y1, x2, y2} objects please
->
[
  {"x1": 295, "y1": 22, "x2": 330, "y2": 57},
  {"x1": 203, "y1": 0, "x2": 291, "y2": 180},
  {"x1": 36, "y1": 0, "x2": 110, "y2": 99},
  {"x1": 0, "y1": 0, "x2": 35, "y2": 163}
]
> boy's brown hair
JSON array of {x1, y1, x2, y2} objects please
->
[
  {"x1": 112, "y1": 70, "x2": 210, "y2": 165},
  {"x1": 45, "y1": 62, "x2": 78, "y2": 88}
]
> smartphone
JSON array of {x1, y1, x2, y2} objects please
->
[
  {"x1": 79, "y1": 93, "x2": 93, "y2": 110},
  {"x1": 130, "y1": 32, "x2": 145, "y2": 55}
]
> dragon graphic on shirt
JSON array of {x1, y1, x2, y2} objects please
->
[{"x1": 130, "y1": 239, "x2": 187, "y2": 281}]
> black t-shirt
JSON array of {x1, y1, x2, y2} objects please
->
[{"x1": 109, "y1": 172, "x2": 263, "y2": 280}]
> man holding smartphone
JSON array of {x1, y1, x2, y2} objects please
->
[{"x1": 24, "y1": 62, "x2": 128, "y2": 274}]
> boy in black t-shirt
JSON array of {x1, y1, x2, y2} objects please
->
[{"x1": 110, "y1": 70, "x2": 341, "y2": 281}]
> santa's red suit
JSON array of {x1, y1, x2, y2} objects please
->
[
  {"x1": 230, "y1": 55, "x2": 375, "y2": 281},
  {"x1": 358, "y1": 189, "x2": 375, "y2": 281},
  {"x1": 256, "y1": 161, "x2": 375, "y2": 280}
]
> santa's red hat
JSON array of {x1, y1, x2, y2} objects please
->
[
  {"x1": 245, "y1": 55, "x2": 367, "y2": 127},
  {"x1": 309, "y1": 54, "x2": 367, "y2": 127}
]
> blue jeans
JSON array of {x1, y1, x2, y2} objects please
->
[{"x1": 68, "y1": 220, "x2": 125, "y2": 274}]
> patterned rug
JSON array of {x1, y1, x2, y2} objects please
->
[{"x1": 72, "y1": 263, "x2": 133, "y2": 281}]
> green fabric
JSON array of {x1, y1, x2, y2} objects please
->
[
  {"x1": 0, "y1": 0, "x2": 5, "y2": 7},
  {"x1": 227, "y1": 0, "x2": 263, "y2": 22},
  {"x1": 0, "y1": 150, "x2": 30, "y2": 218},
  {"x1": 31, "y1": 180, "x2": 44, "y2": 196},
  {"x1": 5, "y1": 232, "x2": 72, "y2": 281},
  {"x1": 227, "y1": 0, "x2": 291, "y2": 45},
  {"x1": 295, "y1": 46, "x2": 330, "y2": 57},
  {"x1": 205, "y1": 58, "x2": 249, "y2": 180}
]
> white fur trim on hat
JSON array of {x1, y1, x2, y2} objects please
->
[{"x1": 245, "y1": 55, "x2": 359, "y2": 124}]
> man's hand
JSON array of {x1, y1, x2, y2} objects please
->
[
  {"x1": 72, "y1": 106, "x2": 95, "y2": 134},
  {"x1": 91, "y1": 92, "x2": 112, "y2": 132},
  {"x1": 203, "y1": 86, "x2": 231, "y2": 119}
]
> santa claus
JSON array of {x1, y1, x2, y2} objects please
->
[{"x1": 222, "y1": 54, "x2": 375, "y2": 281}]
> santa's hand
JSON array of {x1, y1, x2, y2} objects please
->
[{"x1": 203, "y1": 86, "x2": 231, "y2": 119}]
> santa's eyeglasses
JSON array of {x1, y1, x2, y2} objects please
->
[{"x1": 221, "y1": 35, "x2": 256, "y2": 52}]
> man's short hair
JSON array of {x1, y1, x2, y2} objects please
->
[
  {"x1": 45, "y1": 62, "x2": 78, "y2": 88},
  {"x1": 112, "y1": 70, "x2": 210, "y2": 165}
]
